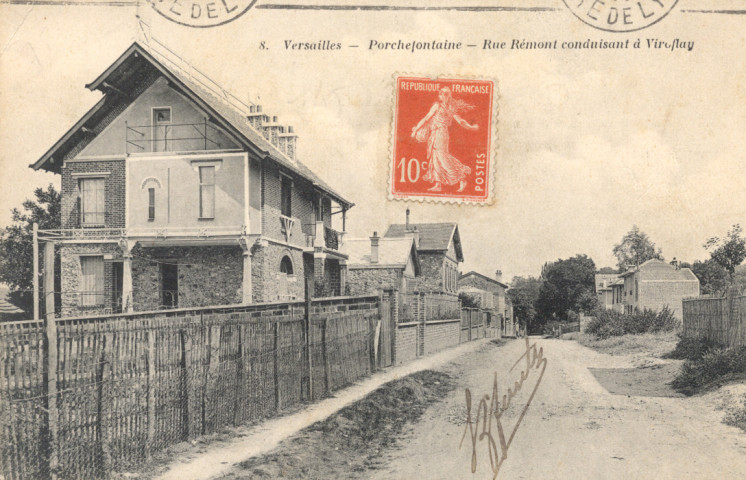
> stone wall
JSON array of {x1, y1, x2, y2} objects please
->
[
  {"x1": 640, "y1": 280, "x2": 701, "y2": 320},
  {"x1": 252, "y1": 241, "x2": 306, "y2": 303},
  {"x1": 347, "y1": 267, "x2": 401, "y2": 296},
  {"x1": 59, "y1": 242, "x2": 122, "y2": 317},
  {"x1": 417, "y1": 252, "x2": 446, "y2": 292},
  {"x1": 130, "y1": 245, "x2": 243, "y2": 311}
]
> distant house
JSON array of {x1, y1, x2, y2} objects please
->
[
  {"x1": 343, "y1": 233, "x2": 420, "y2": 295},
  {"x1": 383, "y1": 210, "x2": 463, "y2": 295},
  {"x1": 30, "y1": 42, "x2": 353, "y2": 317},
  {"x1": 595, "y1": 273, "x2": 619, "y2": 310},
  {"x1": 618, "y1": 259, "x2": 700, "y2": 320},
  {"x1": 458, "y1": 270, "x2": 517, "y2": 336}
]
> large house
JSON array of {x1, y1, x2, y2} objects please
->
[
  {"x1": 31, "y1": 42, "x2": 353, "y2": 317},
  {"x1": 383, "y1": 210, "x2": 463, "y2": 294},
  {"x1": 616, "y1": 259, "x2": 700, "y2": 319},
  {"x1": 342, "y1": 233, "x2": 420, "y2": 295}
]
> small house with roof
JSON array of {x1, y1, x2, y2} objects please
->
[
  {"x1": 31, "y1": 42, "x2": 353, "y2": 317},
  {"x1": 383, "y1": 209, "x2": 463, "y2": 294},
  {"x1": 342, "y1": 233, "x2": 420, "y2": 295},
  {"x1": 458, "y1": 270, "x2": 516, "y2": 335},
  {"x1": 595, "y1": 273, "x2": 619, "y2": 310},
  {"x1": 618, "y1": 259, "x2": 700, "y2": 320}
]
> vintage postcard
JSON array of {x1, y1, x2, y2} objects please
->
[{"x1": 1, "y1": 1, "x2": 745, "y2": 479}]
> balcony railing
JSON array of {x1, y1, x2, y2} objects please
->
[
  {"x1": 303, "y1": 221, "x2": 342, "y2": 251},
  {"x1": 125, "y1": 121, "x2": 234, "y2": 154}
]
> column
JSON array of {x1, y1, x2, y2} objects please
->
[
  {"x1": 122, "y1": 254, "x2": 133, "y2": 313},
  {"x1": 242, "y1": 250, "x2": 252, "y2": 304}
]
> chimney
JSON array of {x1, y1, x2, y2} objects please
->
[
  {"x1": 495, "y1": 270, "x2": 502, "y2": 283},
  {"x1": 261, "y1": 114, "x2": 283, "y2": 148},
  {"x1": 406, "y1": 208, "x2": 411, "y2": 230},
  {"x1": 247, "y1": 104, "x2": 264, "y2": 130},
  {"x1": 405, "y1": 226, "x2": 420, "y2": 248},
  {"x1": 370, "y1": 232, "x2": 380, "y2": 264},
  {"x1": 278, "y1": 125, "x2": 298, "y2": 160}
]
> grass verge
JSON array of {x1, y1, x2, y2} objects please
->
[
  {"x1": 572, "y1": 330, "x2": 679, "y2": 357},
  {"x1": 670, "y1": 346, "x2": 746, "y2": 396},
  {"x1": 221, "y1": 370, "x2": 456, "y2": 479}
]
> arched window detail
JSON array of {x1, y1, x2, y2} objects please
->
[{"x1": 280, "y1": 256, "x2": 294, "y2": 275}]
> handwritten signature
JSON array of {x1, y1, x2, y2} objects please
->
[{"x1": 460, "y1": 337, "x2": 548, "y2": 479}]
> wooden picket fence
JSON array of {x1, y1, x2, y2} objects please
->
[
  {"x1": 682, "y1": 291, "x2": 745, "y2": 348},
  {"x1": 0, "y1": 295, "x2": 380, "y2": 480}
]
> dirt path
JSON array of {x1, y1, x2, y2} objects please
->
[{"x1": 371, "y1": 338, "x2": 746, "y2": 479}]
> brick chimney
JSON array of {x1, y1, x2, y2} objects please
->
[
  {"x1": 278, "y1": 125, "x2": 298, "y2": 160},
  {"x1": 247, "y1": 105, "x2": 265, "y2": 130},
  {"x1": 495, "y1": 270, "x2": 502, "y2": 283},
  {"x1": 370, "y1": 232, "x2": 380, "y2": 264},
  {"x1": 405, "y1": 208, "x2": 411, "y2": 230}
]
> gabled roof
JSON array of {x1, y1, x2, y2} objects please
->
[
  {"x1": 459, "y1": 271, "x2": 509, "y2": 289},
  {"x1": 620, "y1": 259, "x2": 699, "y2": 282},
  {"x1": 384, "y1": 223, "x2": 463, "y2": 261},
  {"x1": 30, "y1": 41, "x2": 352, "y2": 208},
  {"x1": 343, "y1": 237, "x2": 420, "y2": 274}
]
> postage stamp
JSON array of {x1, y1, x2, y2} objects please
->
[
  {"x1": 562, "y1": 0, "x2": 680, "y2": 33},
  {"x1": 389, "y1": 75, "x2": 497, "y2": 204},
  {"x1": 149, "y1": 0, "x2": 258, "y2": 28}
]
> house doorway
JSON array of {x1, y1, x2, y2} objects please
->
[{"x1": 160, "y1": 262, "x2": 178, "y2": 308}]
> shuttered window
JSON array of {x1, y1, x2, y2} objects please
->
[
  {"x1": 80, "y1": 256, "x2": 104, "y2": 307},
  {"x1": 199, "y1": 166, "x2": 215, "y2": 218},
  {"x1": 148, "y1": 187, "x2": 155, "y2": 221},
  {"x1": 80, "y1": 178, "x2": 105, "y2": 226}
]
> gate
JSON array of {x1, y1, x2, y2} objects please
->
[{"x1": 377, "y1": 295, "x2": 394, "y2": 368}]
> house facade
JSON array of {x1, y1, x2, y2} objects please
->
[
  {"x1": 618, "y1": 259, "x2": 700, "y2": 320},
  {"x1": 458, "y1": 270, "x2": 515, "y2": 335},
  {"x1": 383, "y1": 210, "x2": 463, "y2": 294},
  {"x1": 32, "y1": 42, "x2": 352, "y2": 317},
  {"x1": 595, "y1": 273, "x2": 619, "y2": 310},
  {"x1": 343, "y1": 233, "x2": 420, "y2": 295}
]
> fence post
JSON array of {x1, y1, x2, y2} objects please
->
[
  {"x1": 146, "y1": 329, "x2": 156, "y2": 458},
  {"x1": 273, "y1": 321, "x2": 281, "y2": 411},
  {"x1": 304, "y1": 279, "x2": 313, "y2": 401},
  {"x1": 44, "y1": 287, "x2": 59, "y2": 479},
  {"x1": 96, "y1": 331, "x2": 111, "y2": 477},
  {"x1": 322, "y1": 316, "x2": 330, "y2": 394},
  {"x1": 468, "y1": 309, "x2": 472, "y2": 341}
]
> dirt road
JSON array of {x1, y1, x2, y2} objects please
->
[{"x1": 370, "y1": 338, "x2": 746, "y2": 480}]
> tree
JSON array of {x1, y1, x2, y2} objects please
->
[
  {"x1": 507, "y1": 276, "x2": 542, "y2": 333},
  {"x1": 612, "y1": 225, "x2": 663, "y2": 271},
  {"x1": 597, "y1": 266, "x2": 618, "y2": 274},
  {"x1": 0, "y1": 185, "x2": 61, "y2": 314},
  {"x1": 536, "y1": 254, "x2": 596, "y2": 323},
  {"x1": 704, "y1": 224, "x2": 746, "y2": 283},
  {"x1": 689, "y1": 258, "x2": 729, "y2": 295}
]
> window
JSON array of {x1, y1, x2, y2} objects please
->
[
  {"x1": 281, "y1": 175, "x2": 292, "y2": 217},
  {"x1": 148, "y1": 187, "x2": 155, "y2": 221},
  {"x1": 280, "y1": 256, "x2": 294, "y2": 275},
  {"x1": 80, "y1": 256, "x2": 104, "y2": 307},
  {"x1": 80, "y1": 178, "x2": 105, "y2": 226},
  {"x1": 199, "y1": 166, "x2": 215, "y2": 218},
  {"x1": 153, "y1": 107, "x2": 172, "y2": 152},
  {"x1": 160, "y1": 263, "x2": 178, "y2": 308}
]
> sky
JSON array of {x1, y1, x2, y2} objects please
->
[{"x1": 1, "y1": 0, "x2": 745, "y2": 281}]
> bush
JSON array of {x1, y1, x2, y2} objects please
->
[
  {"x1": 671, "y1": 347, "x2": 746, "y2": 395},
  {"x1": 663, "y1": 335, "x2": 720, "y2": 361},
  {"x1": 585, "y1": 306, "x2": 679, "y2": 339}
]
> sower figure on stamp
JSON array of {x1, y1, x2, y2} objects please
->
[{"x1": 411, "y1": 86, "x2": 478, "y2": 192}]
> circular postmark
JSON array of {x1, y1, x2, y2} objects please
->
[
  {"x1": 150, "y1": 0, "x2": 259, "y2": 28},
  {"x1": 562, "y1": 0, "x2": 680, "y2": 33}
]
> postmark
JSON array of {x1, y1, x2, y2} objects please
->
[
  {"x1": 149, "y1": 0, "x2": 258, "y2": 28},
  {"x1": 390, "y1": 75, "x2": 497, "y2": 204},
  {"x1": 562, "y1": 0, "x2": 680, "y2": 33}
]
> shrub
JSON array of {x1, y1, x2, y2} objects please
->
[
  {"x1": 664, "y1": 335, "x2": 720, "y2": 361},
  {"x1": 671, "y1": 347, "x2": 746, "y2": 395},
  {"x1": 585, "y1": 306, "x2": 679, "y2": 339}
]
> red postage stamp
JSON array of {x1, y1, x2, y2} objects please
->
[{"x1": 390, "y1": 75, "x2": 497, "y2": 204}]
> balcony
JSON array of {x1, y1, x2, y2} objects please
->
[
  {"x1": 125, "y1": 121, "x2": 236, "y2": 154},
  {"x1": 303, "y1": 221, "x2": 342, "y2": 251}
]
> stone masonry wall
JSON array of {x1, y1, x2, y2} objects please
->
[
  {"x1": 347, "y1": 267, "x2": 401, "y2": 296},
  {"x1": 61, "y1": 160, "x2": 126, "y2": 228},
  {"x1": 640, "y1": 280, "x2": 701, "y2": 321},
  {"x1": 59, "y1": 242, "x2": 122, "y2": 317},
  {"x1": 417, "y1": 252, "x2": 446, "y2": 292},
  {"x1": 131, "y1": 245, "x2": 243, "y2": 311},
  {"x1": 252, "y1": 242, "x2": 305, "y2": 303}
]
